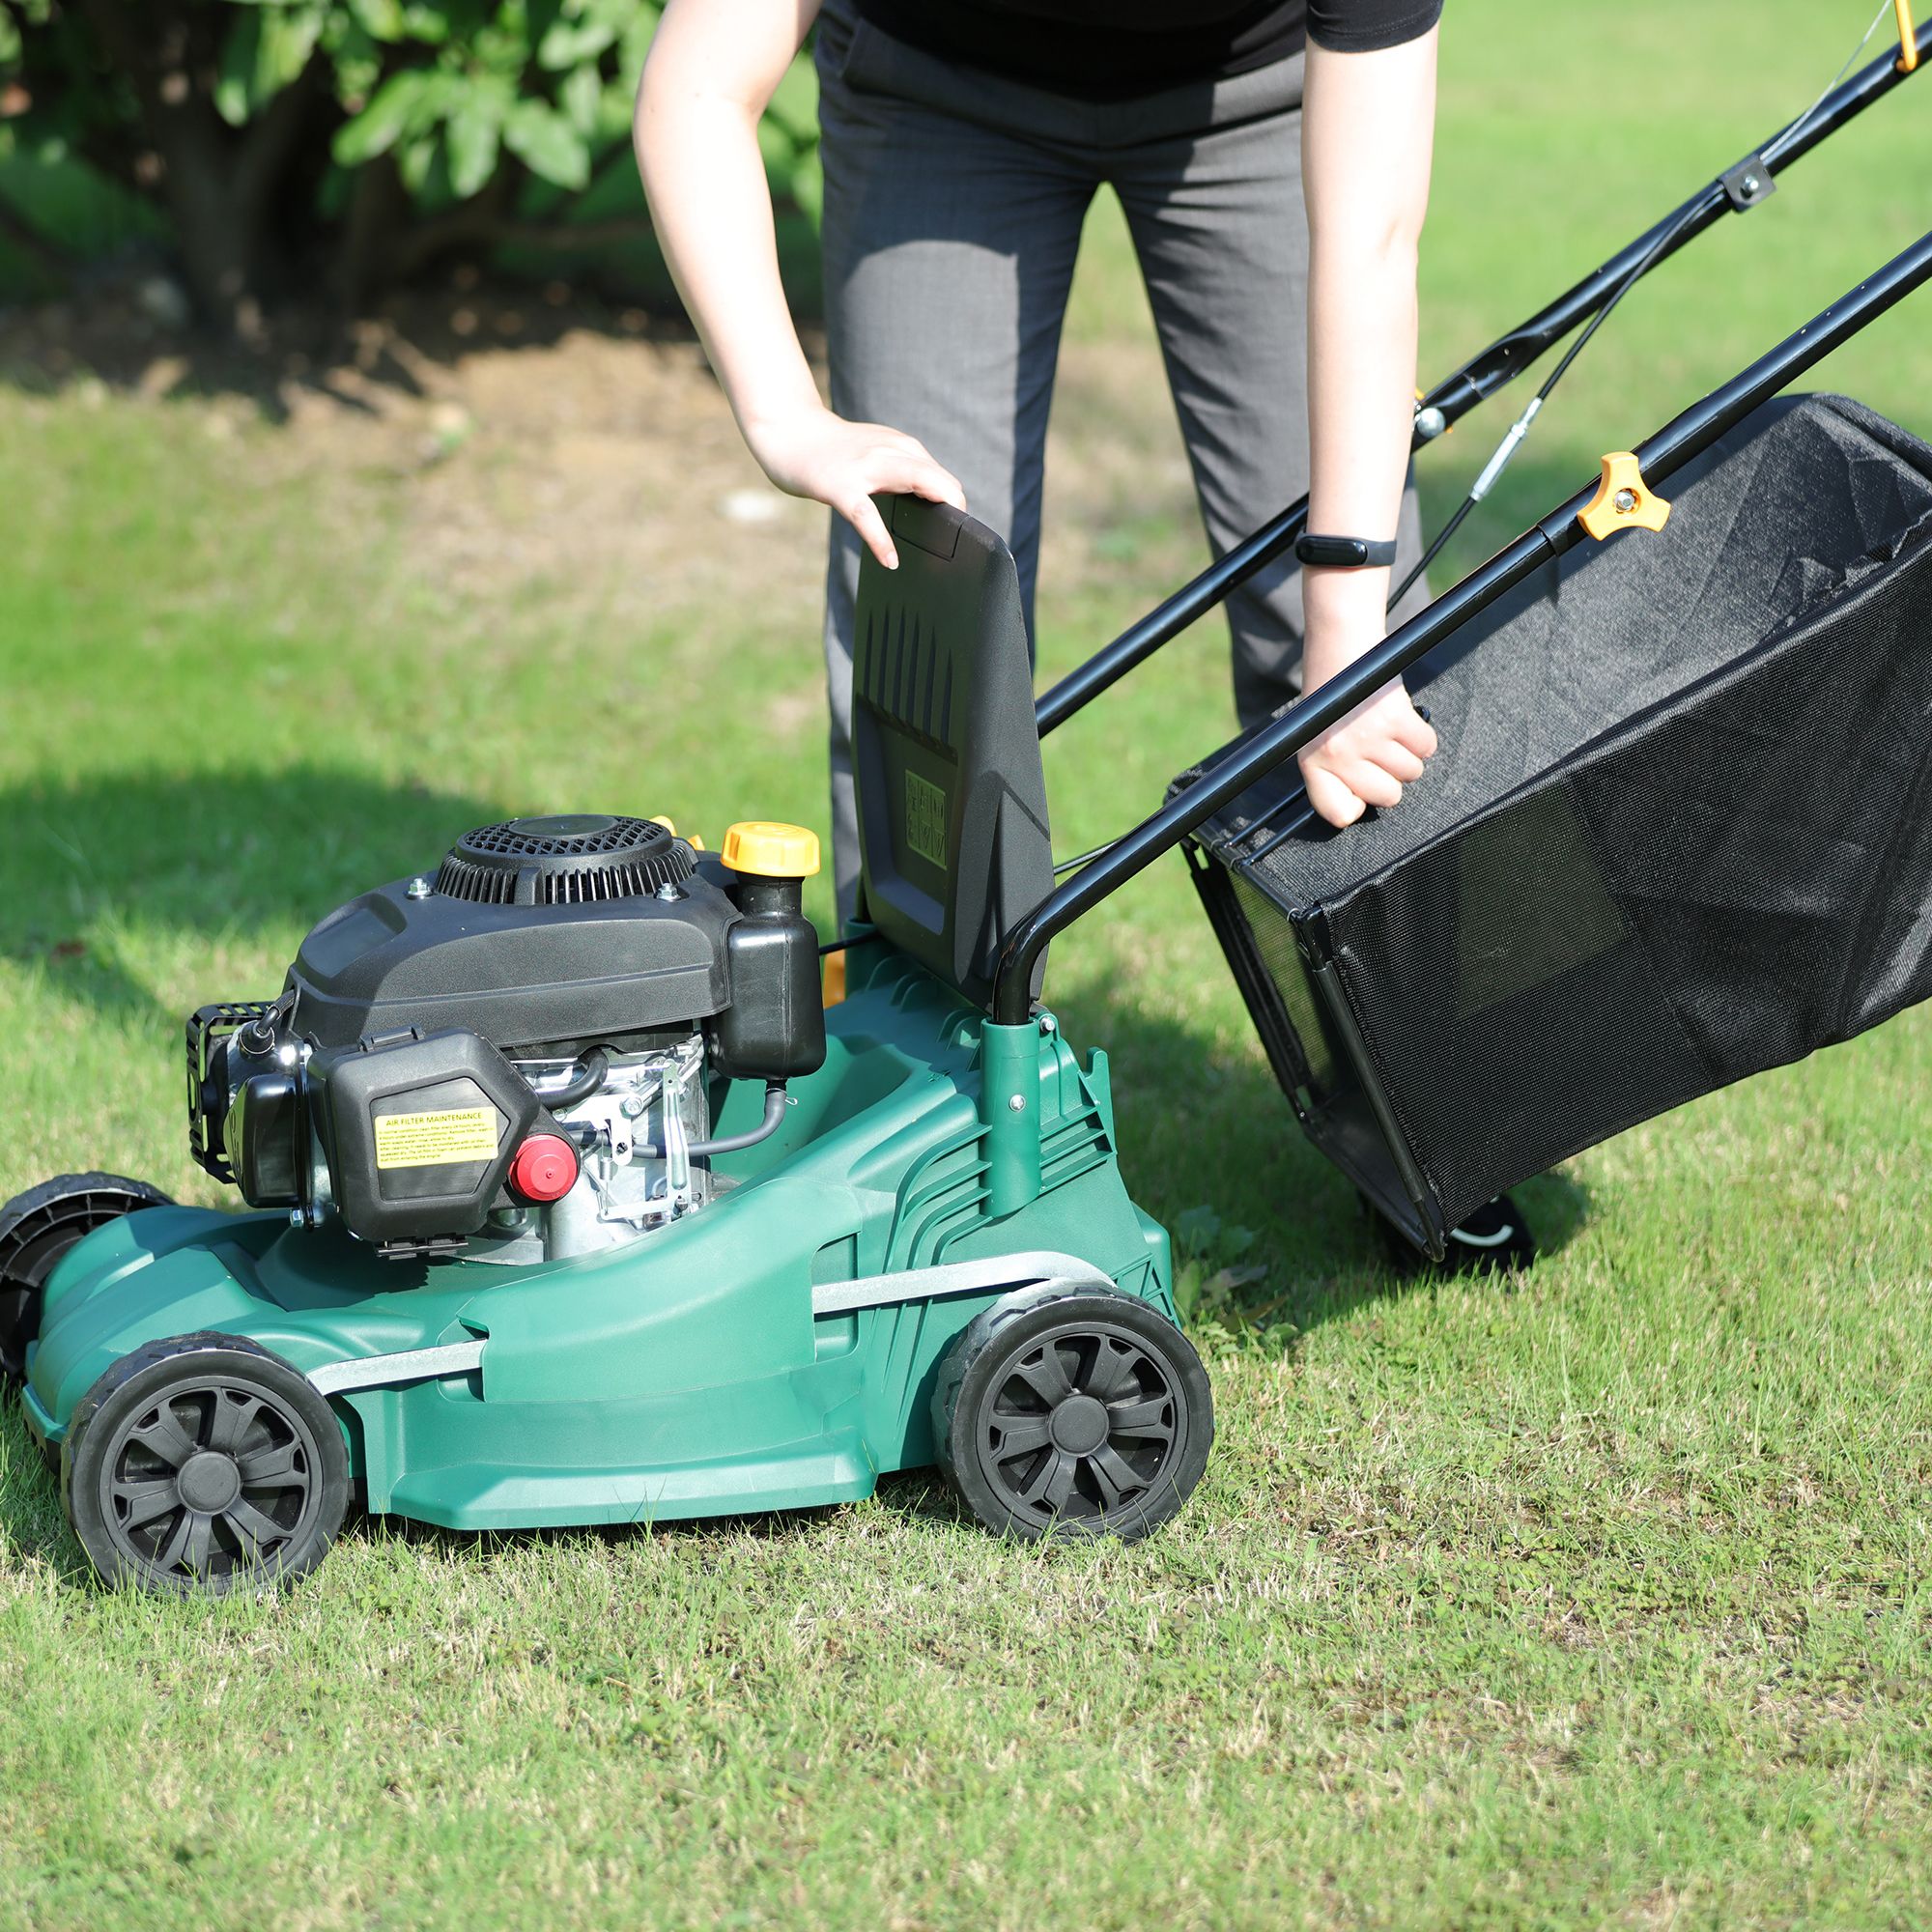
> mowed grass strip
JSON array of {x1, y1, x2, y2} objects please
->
[{"x1": 3, "y1": 2, "x2": 1932, "y2": 1925}]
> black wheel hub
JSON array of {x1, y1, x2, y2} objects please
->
[
  {"x1": 99, "y1": 1378, "x2": 321, "y2": 1584},
  {"x1": 1049, "y1": 1394, "x2": 1109, "y2": 1456},
  {"x1": 176, "y1": 1450, "x2": 243, "y2": 1514},
  {"x1": 977, "y1": 1322, "x2": 1184, "y2": 1528}
]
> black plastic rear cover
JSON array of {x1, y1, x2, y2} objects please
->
[
  {"x1": 851, "y1": 495, "x2": 1053, "y2": 1012},
  {"x1": 1180, "y1": 394, "x2": 1932, "y2": 1240}
]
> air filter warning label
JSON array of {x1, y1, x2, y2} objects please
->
[{"x1": 374, "y1": 1106, "x2": 498, "y2": 1170}]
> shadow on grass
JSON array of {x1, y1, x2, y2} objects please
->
[
  {"x1": 0, "y1": 765, "x2": 513, "y2": 1031},
  {"x1": 0, "y1": 1402, "x2": 94, "y2": 1585},
  {"x1": 0, "y1": 273, "x2": 764, "y2": 426},
  {"x1": 1055, "y1": 975, "x2": 1592, "y2": 1341},
  {"x1": 0, "y1": 1402, "x2": 964, "y2": 1588}
]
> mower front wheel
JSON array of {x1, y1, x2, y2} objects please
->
[
  {"x1": 0, "y1": 1173, "x2": 175, "y2": 1387},
  {"x1": 63, "y1": 1333, "x2": 349, "y2": 1596},
  {"x1": 932, "y1": 1284, "x2": 1213, "y2": 1545}
]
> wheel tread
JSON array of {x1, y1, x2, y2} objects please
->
[
  {"x1": 930, "y1": 1282, "x2": 1211, "y2": 1547},
  {"x1": 0, "y1": 1173, "x2": 174, "y2": 1384},
  {"x1": 63, "y1": 1332, "x2": 349, "y2": 1597}
]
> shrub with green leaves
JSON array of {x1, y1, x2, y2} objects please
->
[{"x1": 0, "y1": 0, "x2": 821, "y2": 334}]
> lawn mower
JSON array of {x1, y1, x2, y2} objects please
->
[{"x1": 4, "y1": 16, "x2": 1930, "y2": 1595}]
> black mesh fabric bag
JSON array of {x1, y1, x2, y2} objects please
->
[{"x1": 1176, "y1": 395, "x2": 1932, "y2": 1253}]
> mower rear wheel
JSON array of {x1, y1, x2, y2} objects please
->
[
  {"x1": 63, "y1": 1333, "x2": 348, "y2": 1596},
  {"x1": 1371, "y1": 1190, "x2": 1538, "y2": 1278},
  {"x1": 0, "y1": 1173, "x2": 175, "y2": 1386},
  {"x1": 932, "y1": 1284, "x2": 1213, "y2": 1544}
]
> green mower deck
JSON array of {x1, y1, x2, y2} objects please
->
[{"x1": 22, "y1": 945, "x2": 1174, "y2": 1534}]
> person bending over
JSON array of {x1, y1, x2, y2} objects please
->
[{"x1": 637, "y1": 0, "x2": 1442, "y2": 917}]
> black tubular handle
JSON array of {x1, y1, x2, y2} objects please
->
[
  {"x1": 1030, "y1": 16, "x2": 1932, "y2": 742},
  {"x1": 992, "y1": 223, "x2": 1932, "y2": 1023}
]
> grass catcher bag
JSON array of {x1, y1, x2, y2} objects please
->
[{"x1": 1178, "y1": 394, "x2": 1932, "y2": 1253}]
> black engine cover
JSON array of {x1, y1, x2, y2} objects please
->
[{"x1": 287, "y1": 819, "x2": 736, "y2": 1056}]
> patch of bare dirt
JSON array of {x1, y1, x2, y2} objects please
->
[{"x1": 0, "y1": 270, "x2": 1199, "y2": 638}]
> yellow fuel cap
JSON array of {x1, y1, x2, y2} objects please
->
[{"x1": 722, "y1": 821, "x2": 821, "y2": 878}]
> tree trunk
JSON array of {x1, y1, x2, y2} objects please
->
[
  {"x1": 335, "y1": 152, "x2": 412, "y2": 316},
  {"x1": 71, "y1": 0, "x2": 317, "y2": 340},
  {"x1": 165, "y1": 150, "x2": 271, "y2": 342}
]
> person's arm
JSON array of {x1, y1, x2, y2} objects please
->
[
  {"x1": 635, "y1": 0, "x2": 964, "y2": 568},
  {"x1": 1296, "y1": 21, "x2": 1441, "y2": 827}
]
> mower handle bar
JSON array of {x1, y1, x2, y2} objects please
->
[
  {"x1": 1031, "y1": 15, "x2": 1932, "y2": 742},
  {"x1": 990, "y1": 221, "x2": 1932, "y2": 1024}
]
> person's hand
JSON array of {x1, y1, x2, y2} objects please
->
[
  {"x1": 1297, "y1": 679, "x2": 1437, "y2": 827},
  {"x1": 744, "y1": 404, "x2": 966, "y2": 568},
  {"x1": 1295, "y1": 582, "x2": 1438, "y2": 827}
]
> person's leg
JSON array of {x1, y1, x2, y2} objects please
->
[
  {"x1": 816, "y1": 7, "x2": 1094, "y2": 921},
  {"x1": 1108, "y1": 61, "x2": 1429, "y2": 733}
]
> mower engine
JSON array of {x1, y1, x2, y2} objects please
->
[{"x1": 186, "y1": 814, "x2": 823, "y2": 1264}]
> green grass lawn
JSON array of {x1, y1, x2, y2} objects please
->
[{"x1": 4, "y1": 3, "x2": 1932, "y2": 1926}]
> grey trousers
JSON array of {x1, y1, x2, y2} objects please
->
[{"x1": 814, "y1": 3, "x2": 1429, "y2": 920}]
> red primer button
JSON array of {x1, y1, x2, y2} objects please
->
[{"x1": 508, "y1": 1133, "x2": 579, "y2": 1203}]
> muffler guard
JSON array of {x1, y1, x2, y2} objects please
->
[{"x1": 1179, "y1": 395, "x2": 1932, "y2": 1251}]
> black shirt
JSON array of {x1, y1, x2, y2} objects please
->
[{"x1": 849, "y1": 1, "x2": 1444, "y2": 100}]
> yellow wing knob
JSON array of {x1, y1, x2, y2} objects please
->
[
  {"x1": 1577, "y1": 452, "x2": 1671, "y2": 541},
  {"x1": 722, "y1": 820, "x2": 821, "y2": 878}
]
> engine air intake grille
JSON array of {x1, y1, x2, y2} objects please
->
[{"x1": 434, "y1": 814, "x2": 696, "y2": 906}]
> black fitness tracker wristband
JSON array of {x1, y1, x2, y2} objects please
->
[{"x1": 1294, "y1": 533, "x2": 1398, "y2": 568}]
